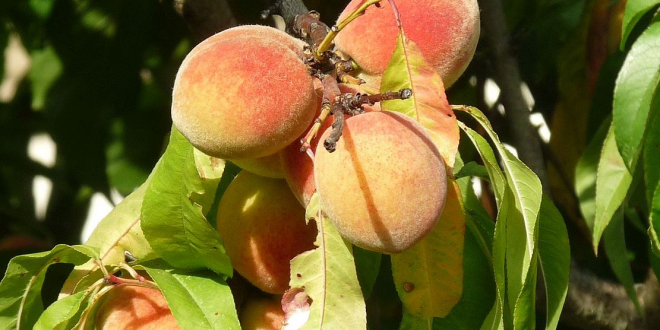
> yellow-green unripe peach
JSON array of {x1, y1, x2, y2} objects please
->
[
  {"x1": 95, "y1": 285, "x2": 180, "y2": 330},
  {"x1": 172, "y1": 25, "x2": 318, "y2": 159},
  {"x1": 314, "y1": 111, "x2": 447, "y2": 253},
  {"x1": 231, "y1": 152, "x2": 285, "y2": 179},
  {"x1": 334, "y1": 0, "x2": 480, "y2": 87},
  {"x1": 217, "y1": 171, "x2": 317, "y2": 294},
  {"x1": 239, "y1": 296, "x2": 285, "y2": 330}
]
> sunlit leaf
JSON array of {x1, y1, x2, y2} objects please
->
[
  {"x1": 603, "y1": 208, "x2": 642, "y2": 313},
  {"x1": 28, "y1": 45, "x2": 62, "y2": 111},
  {"x1": 0, "y1": 244, "x2": 98, "y2": 330},
  {"x1": 538, "y1": 196, "x2": 570, "y2": 330},
  {"x1": 593, "y1": 126, "x2": 633, "y2": 252},
  {"x1": 621, "y1": 0, "x2": 660, "y2": 48},
  {"x1": 33, "y1": 290, "x2": 87, "y2": 330},
  {"x1": 142, "y1": 262, "x2": 240, "y2": 330},
  {"x1": 454, "y1": 161, "x2": 489, "y2": 181},
  {"x1": 613, "y1": 20, "x2": 660, "y2": 171},
  {"x1": 456, "y1": 107, "x2": 543, "y2": 330},
  {"x1": 391, "y1": 180, "x2": 464, "y2": 318},
  {"x1": 380, "y1": 32, "x2": 459, "y2": 168},
  {"x1": 289, "y1": 194, "x2": 366, "y2": 330},
  {"x1": 459, "y1": 124, "x2": 506, "y2": 202},
  {"x1": 141, "y1": 126, "x2": 232, "y2": 276}
]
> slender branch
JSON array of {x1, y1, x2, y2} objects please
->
[
  {"x1": 173, "y1": 0, "x2": 237, "y2": 42},
  {"x1": 477, "y1": 0, "x2": 548, "y2": 190}
]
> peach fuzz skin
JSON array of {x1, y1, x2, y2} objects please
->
[
  {"x1": 172, "y1": 25, "x2": 318, "y2": 159},
  {"x1": 239, "y1": 296, "x2": 285, "y2": 330},
  {"x1": 314, "y1": 111, "x2": 447, "y2": 253},
  {"x1": 280, "y1": 83, "x2": 378, "y2": 207},
  {"x1": 95, "y1": 285, "x2": 180, "y2": 330},
  {"x1": 334, "y1": 0, "x2": 480, "y2": 88},
  {"x1": 216, "y1": 171, "x2": 317, "y2": 294}
]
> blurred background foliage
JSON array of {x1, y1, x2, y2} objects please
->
[{"x1": 0, "y1": 0, "x2": 649, "y2": 328}]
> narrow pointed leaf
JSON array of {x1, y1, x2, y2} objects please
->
[
  {"x1": 576, "y1": 119, "x2": 610, "y2": 229},
  {"x1": 289, "y1": 194, "x2": 366, "y2": 330},
  {"x1": 613, "y1": 20, "x2": 660, "y2": 170},
  {"x1": 537, "y1": 196, "x2": 570, "y2": 330},
  {"x1": 603, "y1": 208, "x2": 642, "y2": 313},
  {"x1": 33, "y1": 290, "x2": 87, "y2": 330},
  {"x1": 141, "y1": 126, "x2": 232, "y2": 276},
  {"x1": 593, "y1": 126, "x2": 633, "y2": 252},
  {"x1": 142, "y1": 262, "x2": 240, "y2": 330},
  {"x1": 353, "y1": 247, "x2": 381, "y2": 300},
  {"x1": 380, "y1": 32, "x2": 459, "y2": 168},
  {"x1": 649, "y1": 181, "x2": 660, "y2": 255},
  {"x1": 644, "y1": 94, "x2": 660, "y2": 205},
  {"x1": 0, "y1": 244, "x2": 98, "y2": 330},
  {"x1": 459, "y1": 123, "x2": 506, "y2": 202},
  {"x1": 621, "y1": 0, "x2": 660, "y2": 48},
  {"x1": 391, "y1": 180, "x2": 464, "y2": 318}
]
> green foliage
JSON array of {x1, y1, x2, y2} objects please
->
[
  {"x1": 140, "y1": 127, "x2": 232, "y2": 276},
  {"x1": 288, "y1": 194, "x2": 367, "y2": 330}
]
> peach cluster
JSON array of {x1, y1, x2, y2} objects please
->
[{"x1": 102, "y1": 0, "x2": 479, "y2": 326}]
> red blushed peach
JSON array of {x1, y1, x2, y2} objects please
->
[
  {"x1": 95, "y1": 285, "x2": 180, "y2": 330},
  {"x1": 314, "y1": 111, "x2": 447, "y2": 253},
  {"x1": 334, "y1": 0, "x2": 480, "y2": 88},
  {"x1": 217, "y1": 171, "x2": 317, "y2": 294},
  {"x1": 280, "y1": 84, "x2": 378, "y2": 207},
  {"x1": 172, "y1": 25, "x2": 318, "y2": 159}
]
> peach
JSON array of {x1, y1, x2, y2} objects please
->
[
  {"x1": 239, "y1": 296, "x2": 285, "y2": 330},
  {"x1": 231, "y1": 152, "x2": 285, "y2": 179},
  {"x1": 314, "y1": 111, "x2": 447, "y2": 253},
  {"x1": 95, "y1": 285, "x2": 179, "y2": 330},
  {"x1": 334, "y1": 0, "x2": 480, "y2": 87},
  {"x1": 216, "y1": 171, "x2": 317, "y2": 294},
  {"x1": 280, "y1": 84, "x2": 379, "y2": 207},
  {"x1": 172, "y1": 25, "x2": 318, "y2": 159}
]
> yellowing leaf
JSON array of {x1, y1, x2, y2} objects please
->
[
  {"x1": 380, "y1": 32, "x2": 459, "y2": 169},
  {"x1": 391, "y1": 180, "x2": 465, "y2": 318},
  {"x1": 288, "y1": 194, "x2": 367, "y2": 330}
]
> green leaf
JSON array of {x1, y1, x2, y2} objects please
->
[
  {"x1": 647, "y1": 180, "x2": 660, "y2": 256},
  {"x1": 28, "y1": 45, "x2": 62, "y2": 111},
  {"x1": 576, "y1": 119, "x2": 611, "y2": 229},
  {"x1": 141, "y1": 263, "x2": 240, "y2": 330},
  {"x1": 621, "y1": 0, "x2": 660, "y2": 48},
  {"x1": 29, "y1": 0, "x2": 55, "y2": 19},
  {"x1": 353, "y1": 246, "x2": 381, "y2": 300},
  {"x1": 380, "y1": 32, "x2": 459, "y2": 168},
  {"x1": 454, "y1": 161, "x2": 489, "y2": 181},
  {"x1": 613, "y1": 20, "x2": 660, "y2": 171},
  {"x1": 456, "y1": 106, "x2": 542, "y2": 330},
  {"x1": 0, "y1": 244, "x2": 98, "y2": 330},
  {"x1": 593, "y1": 126, "x2": 633, "y2": 252},
  {"x1": 289, "y1": 194, "x2": 366, "y2": 330},
  {"x1": 33, "y1": 290, "x2": 87, "y2": 330},
  {"x1": 141, "y1": 126, "x2": 232, "y2": 276},
  {"x1": 458, "y1": 124, "x2": 506, "y2": 203},
  {"x1": 603, "y1": 208, "x2": 642, "y2": 313},
  {"x1": 644, "y1": 92, "x2": 660, "y2": 205},
  {"x1": 537, "y1": 196, "x2": 570, "y2": 330},
  {"x1": 391, "y1": 181, "x2": 465, "y2": 318}
]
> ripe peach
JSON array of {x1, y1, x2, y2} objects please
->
[
  {"x1": 239, "y1": 296, "x2": 285, "y2": 330},
  {"x1": 217, "y1": 171, "x2": 317, "y2": 294},
  {"x1": 172, "y1": 25, "x2": 318, "y2": 159},
  {"x1": 95, "y1": 285, "x2": 179, "y2": 330},
  {"x1": 231, "y1": 152, "x2": 285, "y2": 179},
  {"x1": 314, "y1": 111, "x2": 447, "y2": 253},
  {"x1": 334, "y1": 0, "x2": 480, "y2": 87},
  {"x1": 280, "y1": 84, "x2": 379, "y2": 207}
]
